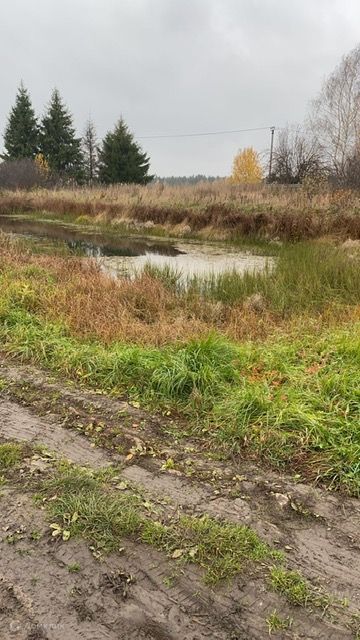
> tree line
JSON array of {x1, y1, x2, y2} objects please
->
[
  {"x1": 0, "y1": 84, "x2": 153, "y2": 187},
  {"x1": 230, "y1": 43, "x2": 360, "y2": 188},
  {"x1": 2, "y1": 43, "x2": 359, "y2": 189}
]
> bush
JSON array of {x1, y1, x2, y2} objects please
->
[{"x1": 0, "y1": 158, "x2": 48, "y2": 190}]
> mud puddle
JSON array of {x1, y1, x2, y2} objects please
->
[{"x1": 0, "y1": 215, "x2": 272, "y2": 278}]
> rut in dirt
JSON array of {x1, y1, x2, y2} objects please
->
[{"x1": 0, "y1": 361, "x2": 359, "y2": 640}]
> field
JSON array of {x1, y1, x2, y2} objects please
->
[
  {"x1": 0, "y1": 193, "x2": 360, "y2": 639},
  {"x1": 1, "y1": 181, "x2": 360, "y2": 240}
]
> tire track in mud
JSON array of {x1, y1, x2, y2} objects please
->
[
  {"x1": 0, "y1": 490, "x2": 354, "y2": 640},
  {"x1": 0, "y1": 361, "x2": 359, "y2": 638},
  {"x1": 0, "y1": 399, "x2": 112, "y2": 468},
  {"x1": 0, "y1": 492, "x2": 233, "y2": 640}
]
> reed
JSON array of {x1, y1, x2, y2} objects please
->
[{"x1": 1, "y1": 182, "x2": 360, "y2": 240}]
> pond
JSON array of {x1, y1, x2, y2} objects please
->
[{"x1": 0, "y1": 215, "x2": 272, "y2": 278}]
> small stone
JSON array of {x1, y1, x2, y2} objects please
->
[{"x1": 273, "y1": 492, "x2": 290, "y2": 509}]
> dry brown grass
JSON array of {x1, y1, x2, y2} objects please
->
[
  {"x1": 0, "y1": 251, "x2": 205, "y2": 345},
  {"x1": 1, "y1": 182, "x2": 360, "y2": 240},
  {"x1": 2, "y1": 234, "x2": 359, "y2": 347}
]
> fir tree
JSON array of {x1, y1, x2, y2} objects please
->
[
  {"x1": 40, "y1": 89, "x2": 84, "y2": 180},
  {"x1": 2, "y1": 82, "x2": 39, "y2": 160},
  {"x1": 82, "y1": 118, "x2": 99, "y2": 184},
  {"x1": 98, "y1": 118, "x2": 153, "y2": 184}
]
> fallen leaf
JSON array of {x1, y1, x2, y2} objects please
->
[{"x1": 116, "y1": 481, "x2": 128, "y2": 491}]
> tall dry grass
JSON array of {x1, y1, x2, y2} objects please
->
[
  {"x1": 1, "y1": 233, "x2": 360, "y2": 347},
  {"x1": 1, "y1": 182, "x2": 360, "y2": 240}
]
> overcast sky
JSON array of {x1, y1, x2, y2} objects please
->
[{"x1": 1, "y1": 0, "x2": 359, "y2": 176}]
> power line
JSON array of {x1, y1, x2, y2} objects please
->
[{"x1": 137, "y1": 125, "x2": 275, "y2": 139}]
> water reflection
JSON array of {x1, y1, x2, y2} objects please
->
[
  {"x1": 0, "y1": 217, "x2": 184, "y2": 257},
  {"x1": 0, "y1": 215, "x2": 272, "y2": 278}
]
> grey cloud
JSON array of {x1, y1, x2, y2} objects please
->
[{"x1": 1, "y1": 0, "x2": 359, "y2": 175}]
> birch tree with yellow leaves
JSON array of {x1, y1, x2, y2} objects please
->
[{"x1": 230, "y1": 147, "x2": 263, "y2": 184}]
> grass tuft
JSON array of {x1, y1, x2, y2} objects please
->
[
  {"x1": 141, "y1": 514, "x2": 282, "y2": 585},
  {"x1": 269, "y1": 566, "x2": 330, "y2": 609},
  {"x1": 40, "y1": 460, "x2": 281, "y2": 583},
  {"x1": 266, "y1": 609, "x2": 293, "y2": 635},
  {"x1": 43, "y1": 465, "x2": 141, "y2": 552},
  {"x1": 0, "y1": 443, "x2": 24, "y2": 470}
]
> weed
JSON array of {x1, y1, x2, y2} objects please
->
[
  {"x1": 16, "y1": 548, "x2": 31, "y2": 557},
  {"x1": 266, "y1": 609, "x2": 293, "y2": 634},
  {"x1": 162, "y1": 575, "x2": 175, "y2": 588},
  {"x1": 68, "y1": 563, "x2": 81, "y2": 573},
  {"x1": 187, "y1": 242, "x2": 360, "y2": 312},
  {"x1": 161, "y1": 458, "x2": 175, "y2": 470},
  {"x1": 351, "y1": 612, "x2": 360, "y2": 639},
  {"x1": 141, "y1": 514, "x2": 282, "y2": 585},
  {"x1": 0, "y1": 443, "x2": 23, "y2": 470},
  {"x1": 30, "y1": 530, "x2": 42, "y2": 541},
  {"x1": 269, "y1": 566, "x2": 330, "y2": 609},
  {"x1": 43, "y1": 464, "x2": 142, "y2": 552},
  {"x1": 35, "y1": 459, "x2": 281, "y2": 584},
  {"x1": 6, "y1": 529, "x2": 26, "y2": 545}
]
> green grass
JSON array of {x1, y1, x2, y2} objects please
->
[
  {"x1": 0, "y1": 307, "x2": 359, "y2": 493},
  {"x1": 183, "y1": 242, "x2": 360, "y2": 311},
  {"x1": 141, "y1": 514, "x2": 282, "y2": 585},
  {"x1": 0, "y1": 311, "x2": 238, "y2": 407},
  {"x1": 142, "y1": 263, "x2": 184, "y2": 292},
  {"x1": 266, "y1": 610, "x2": 293, "y2": 634},
  {"x1": 269, "y1": 566, "x2": 330, "y2": 609},
  {"x1": 0, "y1": 443, "x2": 348, "y2": 609},
  {"x1": 38, "y1": 460, "x2": 280, "y2": 583},
  {"x1": 1, "y1": 239, "x2": 360, "y2": 493},
  {"x1": 68, "y1": 563, "x2": 81, "y2": 573},
  {"x1": 210, "y1": 330, "x2": 360, "y2": 492},
  {"x1": 43, "y1": 464, "x2": 142, "y2": 551},
  {"x1": 0, "y1": 443, "x2": 24, "y2": 470},
  {"x1": 117, "y1": 242, "x2": 360, "y2": 313},
  {"x1": 140, "y1": 242, "x2": 360, "y2": 311}
]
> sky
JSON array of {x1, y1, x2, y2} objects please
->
[{"x1": 1, "y1": 0, "x2": 359, "y2": 176}]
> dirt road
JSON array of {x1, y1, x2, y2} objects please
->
[{"x1": 0, "y1": 357, "x2": 359, "y2": 640}]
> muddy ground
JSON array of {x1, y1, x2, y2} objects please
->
[{"x1": 0, "y1": 356, "x2": 359, "y2": 640}]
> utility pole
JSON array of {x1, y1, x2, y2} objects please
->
[{"x1": 268, "y1": 126, "x2": 275, "y2": 182}]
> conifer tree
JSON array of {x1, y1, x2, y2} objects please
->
[
  {"x1": 98, "y1": 118, "x2": 153, "y2": 184},
  {"x1": 2, "y1": 82, "x2": 39, "y2": 160},
  {"x1": 40, "y1": 89, "x2": 84, "y2": 180},
  {"x1": 82, "y1": 118, "x2": 99, "y2": 184}
]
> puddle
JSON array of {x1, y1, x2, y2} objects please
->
[{"x1": 0, "y1": 215, "x2": 272, "y2": 278}]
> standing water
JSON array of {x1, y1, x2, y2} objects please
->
[{"x1": 0, "y1": 216, "x2": 272, "y2": 278}]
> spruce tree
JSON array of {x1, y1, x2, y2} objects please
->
[
  {"x1": 98, "y1": 118, "x2": 153, "y2": 184},
  {"x1": 40, "y1": 89, "x2": 84, "y2": 180},
  {"x1": 2, "y1": 82, "x2": 39, "y2": 160}
]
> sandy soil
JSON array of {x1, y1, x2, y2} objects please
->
[{"x1": 0, "y1": 356, "x2": 359, "y2": 640}]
